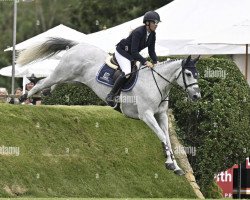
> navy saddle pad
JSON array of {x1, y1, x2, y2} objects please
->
[{"x1": 96, "y1": 64, "x2": 138, "y2": 92}]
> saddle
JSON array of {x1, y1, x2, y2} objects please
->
[
  {"x1": 96, "y1": 54, "x2": 140, "y2": 92},
  {"x1": 106, "y1": 54, "x2": 140, "y2": 83}
]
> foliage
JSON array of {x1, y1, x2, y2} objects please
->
[
  {"x1": 0, "y1": 104, "x2": 196, "y2": 198},
  {"x1": 67, "y1": 0, "x2": 170, "y2": 33},
  {"x1": 0, "y1": 55, "x2": 11, "y2": 90},
  {"x1": 42, "y1": 82, "x2": 105, "y2": 106},
  {"x1": 205, "y1": 181, "x2": 224, "y2": 199},
  {"x1": 168, "y1": 57, "x2": 250, "y2": 197}
]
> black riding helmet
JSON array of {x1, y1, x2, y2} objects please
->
[
  {"x1": 143, "y1": 11, "x2": 161, "y2": 23},
  {"x1": 27, "y1": 73, "x2": 37, "y2": 84}
]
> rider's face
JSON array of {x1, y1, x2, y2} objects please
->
[{"x1": 149, "y1": 21, "x2": 158, "y2": 31}]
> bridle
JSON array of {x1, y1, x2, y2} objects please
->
[
  {"x1": 176, "y1": 60, "x2": 199, "y2": 90},
  {"x1": 151, "y1": 59, "x2": 199, "y2": 106}
]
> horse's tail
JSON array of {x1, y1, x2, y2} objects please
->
[{"x1": 16, "y1": 37, "x2": 78, "y2": 66}]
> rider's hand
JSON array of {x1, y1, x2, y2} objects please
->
[{"x1": 144, "y1": 61, "x2": 154, "y2": 68}]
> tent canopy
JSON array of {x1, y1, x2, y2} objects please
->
[
  {"x1": 193, "y1": 20, "x2": 250, "y2": 45},
  {"x1": 4, "y1": 24, "x2": 86, "y2": 51},
  {"x1": 191, "y1": 19, "x2": 250, "y2": 80},
  {"x1": 2, "y1": 24, "x2": 84, "y2": 78}
]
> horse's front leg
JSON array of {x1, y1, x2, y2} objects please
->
[
  {"x1": 138, "y1": 110, "x2": 176, "y2": 171},
  {"x1": 155, "y1": 112, "x2": 185, "y2": 175}
]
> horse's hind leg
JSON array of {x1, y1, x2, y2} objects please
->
[{"x1": 27, "y1": 75, "x2": 58, "y2": 97}]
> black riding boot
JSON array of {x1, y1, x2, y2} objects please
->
[{"x1": 106, "y1": 74, "x2": 127, "y2": 107}]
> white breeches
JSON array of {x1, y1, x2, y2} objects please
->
[{"x1": 115, "y1": 50, "x2": 131, "y2": 75}]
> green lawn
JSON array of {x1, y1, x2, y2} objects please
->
[
  {"x1": 0, "y1": 104, "x2": 196, "y2": 198},
  {"x1": 0, "y1": 199, "x2": 205, "y2": 200}
]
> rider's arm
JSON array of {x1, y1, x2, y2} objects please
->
[{"x1": 148, "y1": 33, "x2": 158, "y2": 64}]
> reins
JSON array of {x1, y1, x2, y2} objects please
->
[
  {"x1": 124, "y1": 65, "x2": 147, "y2": 77},
  {"x1": 122, "y1": 60, "x2": 197, "y2": 107},
  {"x1": 150, "y1": 66, "x2": 185, "y2": 107}
]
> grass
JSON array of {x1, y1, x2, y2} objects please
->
[
  {"x1": 0, "y1": 199, "x2": 206, "y2": 200},
  {"x1": 0, "y1": 104, "x2": 196, "y2": 198},
  {"x1": 0, "y1": 199, "x2": 230, "y2": 200}
]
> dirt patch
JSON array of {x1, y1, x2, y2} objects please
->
[{"x1": 3, "y1": 184, "x2": 28, "y2": 196}]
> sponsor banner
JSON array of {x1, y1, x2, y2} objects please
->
[{"x1": 216, "y1": 157, "x2": 249, "y2": 198}]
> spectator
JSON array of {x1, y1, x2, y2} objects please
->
[
  {"x1": 20, "y1": 75, "x2": 41, "y2": 105},
  {"x1": 26, "y1": 81, "x2": 35, "y2": 91},
  {"x1": 0, "y1": 87, "x2": 10, "y2": 103},
  {"x1": 9, "y1": 87, "x2": 23, "y2": 104}
]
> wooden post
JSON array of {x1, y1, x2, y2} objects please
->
[
  {"x1": 11, "y1": 0, "x2": 17, "y2": 95},
  {"x1": 245, "y1": 44, "x2": 248, "y2": 80}
]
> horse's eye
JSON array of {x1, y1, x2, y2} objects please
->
[{"x1": 186, "y1": 72, "x2": 192, "y2": 77}]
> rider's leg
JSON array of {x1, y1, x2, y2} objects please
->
[
  {"x1": 108, "y1": 72, "x2": 127, "y2": 95},
  {"x1": 114, "y1": 50, "x2": 131, "y2": 76},
  {"x1": 106, "y1": 51, "x2": 131, "y2": 107},
  {"x1": 106, "y1": 73, "x2": 127, "y2": 107}
]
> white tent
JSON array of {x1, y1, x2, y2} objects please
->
[
  {"x1": 193, "y1": 20, "x2": 250, "y2": 45},
  {"x1": 192, "y1": 19, "x2": 250, "y2": 80},
  {"x1": 154, "y1": 0, "x2": 250, "y2": 55},
  {"x1": 156, "y1": 0, "x2": 250, "y2": 40},
  {"x1": 4, "y1": 24, "x2": 86, "y2": 51},
  {"x1": 2, "y1": 24, "x2": 86, "y2": 78}
]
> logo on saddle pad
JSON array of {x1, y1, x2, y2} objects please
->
[{"x1": 100, "y1": 72, "x2": 111, "y2": 81}]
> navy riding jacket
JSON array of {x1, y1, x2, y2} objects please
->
[{"x1": 116, "y1": 25, "x2": 158, "y2": 65}]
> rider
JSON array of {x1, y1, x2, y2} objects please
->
[{"x1": 106, "y1": 10, "x2": 161, "y2": 107}]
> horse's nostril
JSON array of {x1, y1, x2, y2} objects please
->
[{"x1": 193, "y1": 93, "x2": 201, "y2": 100}]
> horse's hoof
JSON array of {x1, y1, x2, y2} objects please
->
[
  {"x1": 165, "y1": 162, "x2": 176, "y2": 170},
  {"x1": 174, "y1": 169, "x2": 185, "y2": 176}
]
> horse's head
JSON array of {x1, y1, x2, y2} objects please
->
[{"x1": 176, "y1": 55, "x2": 201, "y2": 101}]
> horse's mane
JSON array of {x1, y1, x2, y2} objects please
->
[
  {"x1": 148, "y1": 59, "x2": 183, "y2": 76},
  {"x1": 156, "y1": 59, "x2": 181, "y2": 66}
]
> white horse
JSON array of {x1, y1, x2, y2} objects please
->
[{"x1": 17, "y1": 38, "x2": 201, "y2": 175}]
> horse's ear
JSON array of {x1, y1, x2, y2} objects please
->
[
  {"x1": 193, "y1": 55, "x2": 200, "y2": 63},
  {"x1": 186, "y1": 55, "x2": 191, "y2": 63}
]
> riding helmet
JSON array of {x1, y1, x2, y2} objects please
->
[{"x1": 143, "y1": 11, "x2": 161, "y2": 23}]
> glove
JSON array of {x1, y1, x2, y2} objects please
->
[{"x1": 144, "y1": 61, "x2": 154, "y2": 68}]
